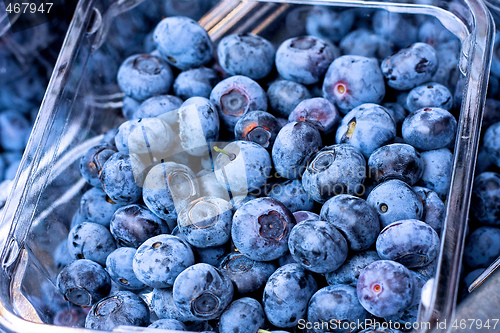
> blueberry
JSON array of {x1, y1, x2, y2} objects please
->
[
  {"x1": 335, "y1": 103, "x2": 396, "y2": 158},
  {"x1": 288, "y1": 97, "x2": 339, "y2": 134},
  {"x1": 418, "y1": 148, "x2": 453, "y2": 199},
  {"x1": 232, "y1": 197, "x2": 295, "y2": 261},
  {"x1": 406, "y1": 83, "x2": 453, "y2": 112},
  {"x1": 307, "y1": 284, "x2": 370, "y2": 333},
  {"x1": 372, "y1": 11, "x2": 417, "y2": 49},
  {"x1": 356, "y1": 260, "x2": 414, "y2": 317},
  {"x1": 383, "y1": 102, "x2": 408, "y2": 127},
  {"x1": 267, "y1": 80, "x2": 311, "y2": 118},
  {"x1": 85, "y1": 291, "x2": 150, "y2": 330},
  {"x1": 143, "y1": 161, "x2": 200, "y2": 230},
  {"x1": 172, "y1": 263, "x2": 234, "y2": 320},
  {"x1": 366, "y1": 179, "x2": 423, "y2": 228},
  {"x1": 432, "y1": 40, "x2": 460, "y2": 91},
  {"x1": 0, "y1": 110, "x2": 31, "y2": 151},
  {"x1": 117, "y1": 54, "x2": 173, "y2": 101},
  {"x1": 320, "y1": 194, "x2": 380, "y2": 251},
  {"x1": 418, "y1": 18, "x2": 457, "y2": 48},
  {"x1": 339, "y1": 29, "x2": 393, "y2": 59},
  {"x1": 268, "y1": 179, "x2": 314, "y2": 213},
  {"x1": 470, "y1": 172, "x2": 500, "y2": 226},
  {"x1": 122, "y1": 96, "x2": 141, "y2": 120},
  {"x1": 174, "y1": 67, "x2": 220, "y2": 100},
  {"x1": 194, "y1": 243, "x2": 229, "y2": 266},
  {"x1": 178, "y1": 97, "x2": 220, "y2": 156},
  {"x1": 151, "y1": 287, "x2": 196, "y2": 321},
  {"x1": 293, "y1": 211, "x2": 320, "y2": 223},
  {"x1": 323, "y1": 57, "x2": 386, "y2": 114},
  {"x1": 128, "y1": 118, "x2": 177, "y2": 159},
  {"x1": 288, "y1": 220, "x2": 348, "y2": 273},
  {"x1": 402, "y1": 107, "x2": 457, "y2": 151},
  {"x1": 272, "y1": 121, "x2": 322, "y2": 179},
  {"x1": 325, "y1": 250, "x2": 380, "y2": 287},
  {"x1": 80, "y1": 187, "x2": 122, "y2": 227},
  {"x1": 413, "y1": 186, "x2": 445, "y2": 234},
  {"x1": 214, "y1": 140, "x2": 272, "y2": 195},
  {"x1": 302, "y1": 144, "x2": 366, "y2": 203},
  {"x1": 218, "y1": 297, "x2": 265, "y2": 333},
  {"x1": 149, "y1": 319, "x2": 187, "y2": 330},
  {"x1": 381, "y1": 42, "x2": 438, "y2": 91},
  {"x1": 177, "y1": 196, "x2": 232, "y2": 248},
  {"x1": 483, "y1": 122, "x2": 500, "y2": 168},
  {"x1": 219, "y1": 252, "x2": 277, "y2": 294},
  {"x1": 368, "y1": 143, "x2": 424, "y2": 185},
  {"x1": 154, "y1": 16, "x2": 213, "y2": 70},
  {"x1": 54, "y1": 240, "x2": 74, "y2": 270},
  {"x1": 57, "y1": 259, "x2": 111, "y2": 307},
  {"x1": 115, "y1": 119, "x2": 142, "y2": 154},
  {"x1": 100, "y1": 153, "x2": 143, "y2": 205},
  {"x1": 68, "y1": 222, "x2": 117, "y2": 265},
  {"x1": 263, "y1": 263, "x2": 318, "y2": 327},
  {"x1": 106, "y1": 247, "x2": 146, "y2": 291},
  {"x1": 234, "y1": 111, "x2": 280, "y2": 149},
  {"x1": 133, "y1": 234, "x2": 195, "y2": 288},
  {"x1": 306, "y1": 6, "x2": 354, "y2": 43},
  {"x1": 218, "y1": 33, "x2": 275, "y2": 79},
  {"x1": 376, "y1": 219, "x2": 440, "y2": 268},
  {"x1": 197, "y1": 169, "x2": 230, "y2": 200},
  {"x1": 210, "y1": 75, "x2": 268, "y2": 131},
  {"x1": 133, "y1": 94, "x2": 183, "y2": 123},
  {"x1": 463, "y1": 226, "x2": 500, "y2": 268},
  {"x1": 110, "y1": 204, "x2": 168, "y2": 248},
  {"x1": 79, "y1": 144, "x2": 117, "y2": 189},
  {"x1": 275, "y1": 35, "x2": 336, "y2": 85},
  {"x1": 52, "y1": 306, "x2": 87, "y2": 328}
]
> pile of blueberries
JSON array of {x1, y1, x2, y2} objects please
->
[{"x1": 50, "y1": 3, "x2": 465, "y2": 333}]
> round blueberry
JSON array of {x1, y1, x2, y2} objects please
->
[
  {"x1": 172, "y1": 263, "x2": 234, "y2": 320},
  {"x1": 288, "y1": 97, "x2": 339, "y2": 134},
  {"x1": 302, "y1": 144, "x2": 366, "y2": 203},
  {"x1": 57, "y1": 259, "x2": 111, "y2": 307},
  {"x1": 99, "y1": 153, "x2": 143, "y2": 205},
  {"x1": 133, "y1": 234, "x2": 195, "y2": 288},
  {"x1": 218, "y1": 33, "x2": 275, "y2": 79},
  {"x1": 368, "y1": 143, "x2": 424, "y2": 185},
  {"x1": 67, "y1": 222, "x2": 117, "y2": 265},
  {"x1": 376, "y1": 219, "x2": 440, "y2": 268},
  {"x1": 381, "y1": 42, "x2": 438, "y2": 91},
  {"x1": 325, "y1": 250, "x2": 380, "y2": 287},
  {"x1": 219, "y1": 252, "x2": 277, "y2": 295},
  {"x1": 419, "y1": 148, "x2": 453, "y2": 199},
  {"x1": 267, "y1": 80, "x2": 311, "y2": 118},
  {"x1": 366, "y1": 179, "x2": 423, "y2": 228},
  {"x1": 356, "y1": 260, "x2": 414, "y2": 317},
  {"x1": 79, "y1": 144, "x2": 117, "y2": 188},
  {"x1": 85, "y1": 291, "x2": 150, "y2": 330},
  {"x1": 272, "y1": 121, "x2": 322, "y2": 180},
  {"x1": 335, "y1": 103, "x2": 396, "y2": 158},
  {"x1": 413, "y1": 186, "x2": 445, "y2": 234},
  {"x1": 117, "y1": 54, "x2": 173, "y2": 101},
  {"x1": 288, "y1": 220, "x2": 348, "y2": 273},
  {"x1": 106, "y1": 247, "x2": 146, "y2": 290},
  {"x1": 406, "y1": 82, "x2": 453, "y2": 112},
  {"x1": 324, "y1": 56, "x2": 386, "y2": 114},
  {"x1": 320, "y1": 194, "x2": 380, "y2": 251},
  {"x1": 263, "y1": 263, "x2": 318, "y2": 327},
  {"x1": 307, "y1": 285, "x2": 370, "y2": 333},
  {"x1": 470, "y1": 172, "x2": 500, "y2": 226},
  {"x1": 210, "y1": 75, "x2": 268, "y2": 131},
  {"x1": 268, "y1": 179, "x2": 314, "y2": 213},
  {"x1": 80, "y1": 187, "x2": 123, "y2": 227},
  {"x1": 276, "y1": 35, "x2": 336, "y2": 85},
  {"x1": 133, "y1": 94, "x2": 183, "y2": 123},
  {"x1": 154, "y1": 16, "x2": 213, "y2": 70},
  {"x1": 219, "y1": 297, "x2": 265, "y2": 333},
  {"x1": 463, "y1": 226, "x2": 500, "y2": 269},
  {"x1": 174, "y1": 67, "x2": 220, "y2": 100},
  {"x1": 177, "y1": 196, "x2": 232, "y2": 248},
  {"x1": 234, "y1": 111, "x2": 280, "y2": 149},
  {"x1": 231, "y1": 197, "x2": 295, "y2": 261},
  {"x1": 110, "y1": 204, "x2": 168, "y2": 248}
]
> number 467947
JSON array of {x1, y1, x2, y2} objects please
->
[{"x1": 5, "y1": 2, "x2": 53, "y2": 14}]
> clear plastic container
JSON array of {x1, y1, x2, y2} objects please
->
[{"x1": 0, "y1": 0, "x2": 494, "y2": 332}]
